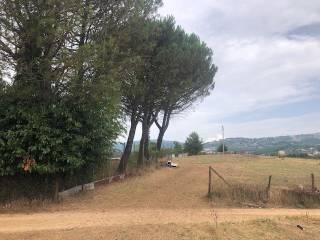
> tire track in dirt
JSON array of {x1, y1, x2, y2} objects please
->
[{"x1": 1, "y1": 208, "x2": 320, "y2": 233}]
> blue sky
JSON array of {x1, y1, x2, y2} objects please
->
[{"x1": 133, "y1": 0, "x2": 320, "y2": 142}]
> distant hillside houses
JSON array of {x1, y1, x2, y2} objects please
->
[{"x1": 203, "y1": 133, "x2": 320, "y2": 156}]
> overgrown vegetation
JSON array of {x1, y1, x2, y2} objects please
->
[{"x1": 0, "y1": 0, "x2": 216, "y2": 201}]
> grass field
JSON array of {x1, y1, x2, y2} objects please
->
[
  {"x1": 201, "y1": 154, "x2": 320, "y2": 207},
  {"x1": 197, "y1": 154, "x2": 320, "y2": 187},
  {"x1": 1, "y1": 155, "x2": 320, "y2": 239}
]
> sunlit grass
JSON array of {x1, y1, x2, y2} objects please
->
[{"x1": 181, "y1": 154, "x2": 320, "y2": 188}]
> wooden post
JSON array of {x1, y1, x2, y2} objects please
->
[
  {"x1": 266, "y1": 175, "x2": 272, "y2": 200},
  {"x1": 311, "y1": 173, "x2": 315, "y2": 192},
  {"x1": 208, "y1": 166, "x2": 212, "y2": 196}
]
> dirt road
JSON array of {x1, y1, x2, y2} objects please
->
[
  {"x1": 1, "y1": 156, "x2": 320, "y2": 239},
  {"x1": 1, "y1": 208, "x2": 320, "y2": 233}
]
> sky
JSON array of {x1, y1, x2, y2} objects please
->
[{"x1": 133, "y1": 0, "x2": 320, "y2": 142}]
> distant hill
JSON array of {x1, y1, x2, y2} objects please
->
[
  {"x1": 203, "y1": 133, "x2": 320, "y2": 155},
  {"x1": 114, "y1": 140, "x2": 176, "y2": 152},
  {"x1": 114, "y1": 133, "x2": 320, "y2": 156}
]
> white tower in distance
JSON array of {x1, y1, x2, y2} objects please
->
[{"x1": 222, "y1": 125, "x2": 225, "y2": 154}]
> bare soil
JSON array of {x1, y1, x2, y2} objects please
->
[{"x1": 1, "y1": 155, "x2": 320, "y2": 239}]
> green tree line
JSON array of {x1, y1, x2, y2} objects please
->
[{"x1": 0, "y1": 0, "x2": 217, "y2": 190}]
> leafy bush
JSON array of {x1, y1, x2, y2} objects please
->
[
  {"x1": 0, "y1": 97, "x2": 121, "y2": 176},
  {"x1": 184, "y1": 132, "x2": 203, "y2": 156}
]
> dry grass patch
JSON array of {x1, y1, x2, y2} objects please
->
[
  {"x1": 1, "y1": 216, "x2": 320, "y2": 240},
  {"x1": 191, "y1": 154, "x2": 320, "y2": 188},
  {"x1": 215, "y1": 216, "x2": 320, "y2": 240},
  {"x1": 195, "y1": 155, "x2": 320, "y2": 207}
]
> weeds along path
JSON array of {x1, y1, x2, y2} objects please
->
[{"x1": 1, "y1": 156, "x2": 320, "y2": 236}]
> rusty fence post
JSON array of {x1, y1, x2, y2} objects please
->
[
  {"x1": 208, "y1": 166, "x2": 212, "y2": 196},
  {"x1": 266, "y1": 175, "x2": 272, "y2": 200},
  {"x1": 311, "y1": 173, "x2": 315, "y2": 192}
]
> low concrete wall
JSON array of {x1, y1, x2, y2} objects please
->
[{"x1": 58, "y1": 174, "x2": 126, "y2": 199}]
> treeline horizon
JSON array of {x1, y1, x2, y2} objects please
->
[{"x1": 0, "y1": 0, "x2": 217, "y2": 185}]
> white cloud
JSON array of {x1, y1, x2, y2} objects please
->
[
  {"x1": 147, "y1": 0, "x2": 320, "y2": 141},
  {"x1": 224, "y1": 113, "x2": 320, "y2": 138},
  {"x1": 114, "y1": 1, "x2": 320, "y2": 143},
  {"x1": 160, "y1": 0, "x2": 320, "y2": 38},
  {"x1": 156, "y1": 112, "x2": 320, "y2": 142},
  {"x1": 207, "y1": 36, "x2": 320, "y2": 116},
  {"x1": 204, "y1": 134, "x2": 223, "y2": 143}
]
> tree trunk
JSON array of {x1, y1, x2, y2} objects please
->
[
  {"x1": 156, "y1": 128, "x2": 165, "y2": 151},
  {"x1": 156, "y1": 109, "x2": 171, "y2": 151},
  {"x1": 144, "y1": 128, "x2": 150, "y2": 162},
  {"x1": 40, "y1": 60, "x2": 52, "y2": 102},
  {"x1": 137, "y1": 134, "x2": 145, "y2": 168},
  {"x1": 137, "y1": 116, "x2": 149, "y2": 168},
  {"x1": 117, "y1": 116, "x2": 139, "y2": 174},
  {"x1": 138, "y1": 108, "x2": 159, "y2": 167}
]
